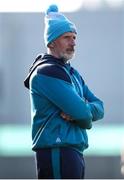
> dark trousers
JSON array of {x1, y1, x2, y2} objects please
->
[{"x1": 35, "y1": 147, "x2": 85, "y2": 179}]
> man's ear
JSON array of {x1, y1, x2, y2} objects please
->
[{"x1": 48, "y1": 42, "x2": 55, "y2": 48}]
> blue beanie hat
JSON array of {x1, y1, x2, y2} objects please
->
[{"x1": 44, "y1": 4, "x2": 77, "y2": 47}]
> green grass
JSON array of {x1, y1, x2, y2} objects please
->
[{"x1": 0, "y1": 124, "x2": 123, "y2": 156}]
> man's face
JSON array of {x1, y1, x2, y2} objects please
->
[{"x1": 52, "y1": 32, "x2": 76, "y2": 61}]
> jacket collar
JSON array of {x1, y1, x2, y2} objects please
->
[{"x1": 42, "y1": 53, "x2": 70, "y2": 66}]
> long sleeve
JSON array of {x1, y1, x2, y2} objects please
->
[
  {"x1": 30, "y1": 64, "x2": 93, "y2": 129},
  {"x1": 83, "y1": 83, "x2": 104, "y2": 121}
]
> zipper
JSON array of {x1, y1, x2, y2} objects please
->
[{"x1": 71, "y1": 73, "x2": 83, "y2": 98}]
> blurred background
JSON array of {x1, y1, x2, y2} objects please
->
[{"x1": 0, "y1": 0, "x2": 124, "y2": 178}]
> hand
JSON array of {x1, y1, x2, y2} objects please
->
[{"x1": 60, "y1": 112, "x2": 73, "y2": 121}]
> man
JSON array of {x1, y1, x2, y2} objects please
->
[{"x1": 24, "y1": 4, "x2": 104, "y2": 179}]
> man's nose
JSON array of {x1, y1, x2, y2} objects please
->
[{"x1": 70, "y1": 39, "x2": 76, "y2": 46}]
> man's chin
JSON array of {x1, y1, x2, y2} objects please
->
[{"x1": 62, "y1": 53, "x2": 75, "y2": 61}]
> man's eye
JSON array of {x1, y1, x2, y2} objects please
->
[{"x1": 64, "y1": 36, "x2": 69, "y2": 39}]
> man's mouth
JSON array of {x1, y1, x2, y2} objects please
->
[{"x1": 66, "y1": 48, "x2": 74, "y2": 53}]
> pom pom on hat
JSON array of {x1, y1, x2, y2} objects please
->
[
  {"x1": 44, "y1": 4, "x2": 77, "y2": 47},
  {"x1": 46, "y1": 4, "x2": 58, "y2": 15}
]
